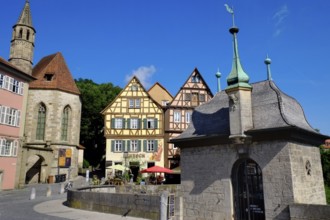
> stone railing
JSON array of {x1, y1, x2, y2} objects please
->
[{"x1": 66, "y1": 184, "x2": 181, "y2": 220}]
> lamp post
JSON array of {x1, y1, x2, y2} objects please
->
[{"x1": 123, "y1": 151, "x2": 128, "y2": 182}]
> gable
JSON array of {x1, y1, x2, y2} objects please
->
[{"x1": 101, "y1": 76, "x2": 163, "y2": 114}]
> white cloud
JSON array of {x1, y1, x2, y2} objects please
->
[
  {"x1": 273, "y1": 5, "x2": 289, "y2": 37},
  {"x1": 125, "y1": 65, "x2": 156, "y2": 88}
]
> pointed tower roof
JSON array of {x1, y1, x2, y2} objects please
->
[
  {"x1": 30, "y1": 52, "x2": 80, "y2": 95},
  {"x1": 225, "y1": 6, "x2": 251, "y2": 90},
  {"x1": 15, "y1": 0, "x2": 34, "y2": 30}
]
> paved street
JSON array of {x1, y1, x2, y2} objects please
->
[{"x1": 0, "y1": 177, "x2": 148, "y2": 220}]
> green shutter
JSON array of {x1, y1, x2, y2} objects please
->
[
  {"x1": 154, "y1": 118, "x2": 158, "y2": 129},
  {"x1": 111, "y1": 140, "x2": 115, "y2": 152},
  {"x1": 154, "y1": 140, "x2": 158, "y2": 152},
  {"x1": 127, "y1": 119, "x2": 131, "y2": 129},
  {"x1": 143, "y1": 119, "x2": 147, "y2": 129},
  {"x1": 138, "y1": 119, "x2": 141, "y2": 129},
  {"x1": 143, "y1": 140, "x2": 147, "y2": 152},
  {"x1": 122, "y1": 118, "x2": 126, "y2": 129},
  {"x1": 127, "y1": 140, "x2": 131, "y2": 151},
  {"x1": 111, "y1": 118, "x2": 115, "y2": 128},
  {"x1": 122, "y1": 140, "x2": 125, "y2": 152},
  {"x1": 138, "y1": 140, "x2": 141, "y2": 152}
]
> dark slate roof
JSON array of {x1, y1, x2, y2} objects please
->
[
  {"x1": 30, "y1": 52, "x2": 80, "y2": 95},
  {"x1": 173, "y1": 80, "x2": 328, "y2": 145}
]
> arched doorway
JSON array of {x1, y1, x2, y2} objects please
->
[{"x1": 232, "y1": 158, "x2": 265, "y2": 220}]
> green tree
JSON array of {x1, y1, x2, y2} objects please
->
[
  {"x1": 320, "y1": 146, "x2": 330, "y2": 203},
  {"x1": 75, "y1": 78, "x2": 121, "y2": 168}
]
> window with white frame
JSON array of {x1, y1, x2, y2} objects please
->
[
  {"x1": 131, "y1": 84, "x2": 138, "y2": 91},
  {"x1": 114, "y1": 140, "x2": 123, "y2": 152},
  {"x1": 147, "y1": 140, "x2": 155, "y2": 152},
  {"x1": 0, "y1": 74, "x2": 3, "y2": 88},
  {"x1": 128, "y1": 99, "x2": 141, "y2": 108},
  {"x1": 114, "y1": 118, "x2": 124, "y2": 129},
  {"x1": 174, "y1": 111, "x2": 181, "y2": 123},
  {"x1": 0, "y1": 74, "x2": 24, "y2": 95},
  {"x1": 130, "y1": 140, "x2": 139, "y2": 152},
  {"x1": 0, "y1": 106, "x2": 20, "y2": 127},
  {"x1": 0, "y1": 138, "x2": 18, "y2": 157},
  {"x1": 146, "y1": 118, "x2": 157, "y2": 129},
  {"x1": 130, "y1": 118, "x2": 139, "y2": 129},
  {"x1": 185, "y1": 111, "x2": 192, "y2": 124}
]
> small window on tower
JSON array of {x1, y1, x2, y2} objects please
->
[
  {"x1": 18, "y1": 29, "x2": 23, "y2": 39},
  {"x1": 44, "y1": 73, "x2": 54, "y2": 81},
  {"x1": 26, "y1": 30, "x2": 30, "y2": 41}
]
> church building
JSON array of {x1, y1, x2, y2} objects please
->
[{"x1": 3, "y1": 1, "x2": 82, "y2": 187}]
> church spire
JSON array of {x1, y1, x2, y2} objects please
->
[
  {"x1": 17, "y1": 0, "x2": 33, "y2": 27},
  {"x1": 224, "y1": 5, "x2": 251, "y2": 90},
  {"x1": 9, "y1": 0, "x2": 36, "y2": 75}
]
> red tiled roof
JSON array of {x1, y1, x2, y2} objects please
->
[{"x1": 30, "y1": 52, "x2": 80, "y2": 95}]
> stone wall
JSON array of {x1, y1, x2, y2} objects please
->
[
  {"x1": 180, "y1": 140, "x2": 326, "y2": 220},
  {"x1": 289, "y1": 204, "x2": 330, "y2": 220},
  {"x1": 67, "y1": 184, "x2": 182, "y2": 220}
]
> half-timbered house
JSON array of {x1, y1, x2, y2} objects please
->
[
  {"x1": 102, "y1": 76, "x2": 165, "y2": 180},
  {"x1": 164, "y1": 68, "x2": 213, "y2": 168}
]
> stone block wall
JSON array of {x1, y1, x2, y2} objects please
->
[
  {"x1": 180, "y1": 140, "x2": 326, "y2": 220},
  {"x1": 67, "y1": 184, "x2": 182, "y2": 220}
]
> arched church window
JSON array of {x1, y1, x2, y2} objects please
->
[
  {"x1": 36, "y1": 103, "x2": 46, "y2": 140},
  {"x1": 61, "y1": 106, "x2": 71, "y2": 141}
]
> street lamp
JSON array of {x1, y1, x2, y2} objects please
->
[{"x1": 123, "y1": 151, "x2": 128, "y2": 182}]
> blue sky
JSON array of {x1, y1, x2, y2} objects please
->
[{"x1": 1, "y1": 0, "x2": 329, "y2": 136}]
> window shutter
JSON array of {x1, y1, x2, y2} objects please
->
[
  {"x1": 143, "y1": 140, "x2": 147, "y2": 152},
  {"x1": 138, "y1": 119, "x2": 141, "y2": 129},
  {"x1": 122, "y1": 118, "x2": 126, "y2": 129},
  {"x1": 143, "y1": 119, "x2": 147, "y2": 129},
  {"x1": 122, "y1": 140, "x2": 126, "y2": 152},
  {"x1": 19, "y1": 82, "x2": 24, "y2": 95},
  {"x1": 111, "y1": 140, "x2": 115, "y2": 152},
  {"x1": 111, "y1": 118, "x2": 115, "y2": 128},
  {"x1": 127, "y1": 140, "x2": 131, "y2": 151},
  {"x1": 127, "y1": 119, "x2": 131, "y2": 129},
  {"x1": 154, "y1": 140, "x2": 158, "y2": 152},
  {"x1": 154, "y1": 118, "x2": 158, "y2": 129},
  {"x1": 16, "y1": 110, "x2": 21, "y2": 127},
  {"x1": 138, "y1": 140, "x2": 141, "y2": 152},
  {"x1": 12, "y1": 141, "x2": 18, "y2": 156}
]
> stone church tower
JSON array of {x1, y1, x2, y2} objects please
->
[
  {"x1": 9, "y1": 0, "x2": 35, "y2": 75},
  {"x1": 6, "y1": 1, "x2": 82, "y2": 186}
]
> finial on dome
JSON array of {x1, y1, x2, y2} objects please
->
[
  {"x1": 264, "y1": 55, "x2": 272, "y2": 80},
  {"x1": 215, "y1": 68, "x2": 222, "y2": 92}
]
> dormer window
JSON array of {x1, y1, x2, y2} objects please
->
[{"x1": 44, "y1": 73, "x2": 54, "y2": 81}]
